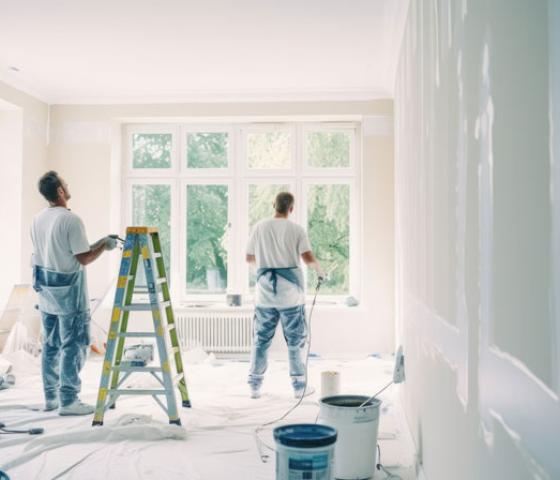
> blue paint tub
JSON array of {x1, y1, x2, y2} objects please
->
[{"x1": 273, "y1": 423, "x2": 338, "y2": 480}]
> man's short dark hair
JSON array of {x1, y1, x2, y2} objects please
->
[
  {"x1": 38, "y1": 171, "x2": 62, "y2": 202},
  {"x1": 274, "y1": 192, "x2": 294, "y2": 214}
]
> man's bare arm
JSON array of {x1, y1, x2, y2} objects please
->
[
  {"x1": 301, "y1": 251, "x2": 325, "y2": 278},
  {"x1": 75, "y1": 237, "x2": 109, "y2": 266}
]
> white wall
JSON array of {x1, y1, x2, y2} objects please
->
[
  {"x1": 0, "y1": 81, "x2": 48, "y2": 311},
  {"x1": 0, "y1": 106, "x2": 23, "y2": 312},
  {"x1": 0, "y1": 103, "x2": 23, "y2": 312},
  {"x1": 47, "y1": 100, "x2": 396, "y2": 355},
  {"x1": 395, "y1": 1, "x2": 560, "y2": 479}
]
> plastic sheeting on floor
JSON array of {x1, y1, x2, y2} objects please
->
[{"x1": 0, "y1": 351, "x2": 415, "y2": 479}]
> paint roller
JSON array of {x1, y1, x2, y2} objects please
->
[{"x1": 359, "y1": 345, "x2": 406, "y2": 408}]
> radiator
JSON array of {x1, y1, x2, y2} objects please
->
[{"x1": 175, "y1": 310, "x2": 254, "y2": 353}]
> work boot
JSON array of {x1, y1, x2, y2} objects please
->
[
  {"x1": 44, "y1": 399, "x2": 59, "y2": 412},
  {"x1": 250, "y1": 387, "x2": 261, "y2": 399},
  {"x1": 59, "y1": 400, "x2": 95, "y2": 416},
  {"x1": 293, "y1": 385, "x2": 315, "y2": 399}
]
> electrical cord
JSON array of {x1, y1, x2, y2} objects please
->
[
  {"x1": 0, "y1": 422, "x2": 44, "y2": 435},
  {"x1": 377, "y1": 443, "x2": 402, "y2": 480},
  {"x1": 254, "y1": 277, "x2": 323, "y2": 462}
]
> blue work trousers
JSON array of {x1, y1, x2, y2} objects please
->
[
  {"x1": 41, "y1": 311, "x2": 90, "y2": 406},
  {"x1": 34, "y1": 265, "x2": 90, "y2": 407},
  {"x1": 248, "y1": 305, "x2": 307, "y2": 391}
]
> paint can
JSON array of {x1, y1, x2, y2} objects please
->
[
  {"x1": 226, "y1": 293, "x2": 242, "y2": 306},
  {"x1": 273, "y1": 423, "x2": 338, "y2": 480},
  {"x1": 321, "y1": 370, "x2": 341, "y2": 398},
  {"x1": 318, "y1": 395, "x2": 381, "y2": 480}
]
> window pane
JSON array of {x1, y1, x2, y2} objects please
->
[
  {"x1": 248, "y1": 184, "x2": 290, "y2": 288},
  {"x1": 249, "y1": 184, "x2": 290, "y2": 228},
  {"x1": 247, "y1": 131, "x2": 291, "y2": 169},
  {"x1": 307, "y1": 184, "x2": 350, "y2": 294},
  {"x1": 186, "y1": 185, "x2": 228, "y2": 294},
  {"x1": 132, "y1": 133, "x2": 172, "y2": 169},
  {"x1": 132, "y1": 185, "x2": 171, "y2": 284},
  {"x1": 187, "y1": 132, "x2": 228, "y2": 169},
  {"x1": 306, "y1": 131, "x2": 351, "y2": 168}
]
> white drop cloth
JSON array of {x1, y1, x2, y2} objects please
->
[{"x1": 0, "y1": 353, "x2": 415, "y2": 480}]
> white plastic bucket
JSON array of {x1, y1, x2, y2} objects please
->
[
  {"x1": 274, "y1": 423, "x2": 338, "y2": 480},
  {"x1": 318, "y1": 395, "x2": 381, "y2": 480},
  {"x1": 321, "y1": 371, "x2": 341, "y2": 398}
]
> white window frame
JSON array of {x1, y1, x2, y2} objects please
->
[{"x1": 124, "y1": 121, "x2": 361, "y2": 305}]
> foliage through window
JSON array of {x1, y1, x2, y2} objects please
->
[
  {"x1": 306, "y1": 131, "x2": 351, "y2": 168},
  {"x1": 247, "y1": 131, "x2": 291, "y2": 169},
  {"x1": 186, "y1": 185, "x2": 229, "y2": 293},
  {"x1": 126, "y1": 123, "x2": 358, "y2": 300},
  {"x1": 132, "y1": 184, "x2": 171, "y2": 284},
  {"x1": 132, "y1": 133, "x2": 172, "y2": 169},
  {"x1": 187, "y1": 132, "x2": 228, "y2": 169},
  {"x1": 307, "y1": 184, "x2": 350, "y2": 294}
]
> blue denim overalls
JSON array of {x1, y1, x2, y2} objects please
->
[
  {"x1": 248, "y1": 267, "x2": 307, "y2": 391},
  {"x1": 33, "y1": 265, "x2": 90, "y2": 407}
]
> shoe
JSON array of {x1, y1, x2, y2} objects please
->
[
  {"x1": 250, "y1": 388, "x2": 261, "y2": 399},
  {"x1": 44, "y1": 399, "x2": 59, "y2": 412},
  {"x1": 293, "y1": 385, "x2": 315, "y2": 399},
  {"x1": 59, "y1": 400, "x2": 95, "y2": 416}
]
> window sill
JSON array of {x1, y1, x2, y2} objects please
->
[{"x1": 176, "y1": 300, "x2": 361, "y2": 312}]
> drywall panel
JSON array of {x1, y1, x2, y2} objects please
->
[{"x1": 395, "y1": 0, "x2": 560, "y2": 479}]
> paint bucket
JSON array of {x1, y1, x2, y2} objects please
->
[
  {"x1": 321, "y1": 371, "x2": 341, "y2": 398},
  {"x1": 318, "y1": 395, "x2": 381, "y2": 480},
  {"x1": 226, "y1": 293, "x2": 242, "y2": 306},
  {"x1": 273, "y1": 423, "x2": 338, "y2": 480}
]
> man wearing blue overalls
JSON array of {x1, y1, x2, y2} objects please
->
[
  {"x1": 246, "y1": 192, "x2": 324, "y2": 399},
  {"x1": 31, "y1": 171, "x2": 117, "y2": 415}
]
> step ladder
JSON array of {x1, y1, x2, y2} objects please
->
[{"x1": 92, "y1": 227, "x2": 191, "y2": 426}]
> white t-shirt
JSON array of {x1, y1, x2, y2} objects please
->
[
  {"x1": 246, "y1": 217, "x2": 312, "y2": 308},
  {"x1": 31, "y1": 207, "x2": 90, "y2": 273}
]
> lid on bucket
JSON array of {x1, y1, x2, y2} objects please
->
[{"x1": 273, "y1": 424, "x2": 337, "y2": 448}]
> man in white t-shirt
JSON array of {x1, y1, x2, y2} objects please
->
[
  {"x1": 246, "y1": 192, "x2": 324, "y2": 399},
  {"x1": 31, "y1": 171, "x2": 117, "y2": 416}
]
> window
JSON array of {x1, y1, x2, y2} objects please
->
[
  {"x1": 306, "y1": 183, "x2": 350, "y2": 294},
  {"x1": 246, "y1": 130, "x2": 292, "y2": 170},
  {"x1": 132, "y1": 133, "x2": 172, "y2": 169},
  {"x1": 186, "y1": 132, "x2": 228, "y2": 169},
  {"x1": 186, "y1": 184, "x2": 229, "y2": 294},
  {"x1": 131, "y1": 183, "x2": 171, "y2": 284},
  {"x1": 125, "y1": 123, "x2": 360, "y2": 302},
  {"x1": 306, "y1": 131, "x2": 351, "y2": 168}
]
